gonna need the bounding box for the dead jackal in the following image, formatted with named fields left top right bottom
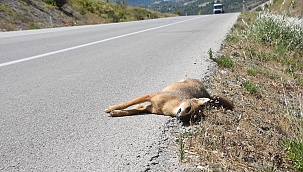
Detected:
left=105, top=78, right=234, bottom=122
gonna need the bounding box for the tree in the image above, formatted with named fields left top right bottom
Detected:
left=122, top=0, right=127, bottom=6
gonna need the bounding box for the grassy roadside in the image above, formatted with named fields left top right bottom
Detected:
left=180, top=10, right=303, bottom=172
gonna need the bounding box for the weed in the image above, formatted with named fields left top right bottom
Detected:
left=283, top=139, right=303, bottom=170
left=179, top=132, right=185, bottom=161
left=208, top=48, right=213, bottom=59
left=242, top=81, right=259, bottom=94
left=225, top=34, right=238, bottom=43
left=244, top=46, right=256, bottom=59
left=285, top=65, right=296, bottom=75
left=275, top=44, right=287, bottom=56
left=212, top=55, right=234, bottom=68
left=257, top=51, right=270, bottom=62
left=28, top=24, right=41, bottom=30
left=233, top=23, right=244, bottom=30
left=261, top=69, right=280, bottom=79
left=259, top=165, right=277, bottom=172
left=247, top=68, right=257, bottom=76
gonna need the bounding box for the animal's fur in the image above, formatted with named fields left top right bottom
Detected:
left=105, top=78, right=234, bottom=121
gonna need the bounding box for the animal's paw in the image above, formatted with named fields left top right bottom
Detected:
left=110, top=110, right=122, bottom=117
left=104, top=108, right=112, bottom=113
left=105, top=105, right=117, bottom=113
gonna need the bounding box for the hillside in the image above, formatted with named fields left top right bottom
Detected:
left=271, top=0, right=303, bottom=18
left=110, top=0, right=157, bottom=7
left=0, top=0, right=174, bottom=32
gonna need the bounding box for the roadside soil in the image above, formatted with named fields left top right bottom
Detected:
left=179, top=12, right=303, bottom=171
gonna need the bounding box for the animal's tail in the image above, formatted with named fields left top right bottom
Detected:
left=210, top=95, right=234, bottom=110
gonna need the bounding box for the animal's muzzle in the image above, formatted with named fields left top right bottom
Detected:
left=176, top=108, right=182, bottom=120
left=176, top=111, right=191, bottom=122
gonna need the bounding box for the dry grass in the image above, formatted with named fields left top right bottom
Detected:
left=180, top=11, right=303, bottom=171
left=271, top=0, right=303, bottom=18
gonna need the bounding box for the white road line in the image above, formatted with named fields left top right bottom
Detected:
left=0, top=16, right=202, bottom=68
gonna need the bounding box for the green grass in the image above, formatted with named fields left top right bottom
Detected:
left=257, top=51, right=270, bottom=62
left=283, top=139, right=303, bottom=170
left=179, top=132, right=185, bottom=161
left=208, top=48, right=234, bottom=68
left=208, top=48, right=213, bottom=59
left=225, top=34, right=238, bottom=43
left=212, top=55, right=234, bottom=68
left=242, top=81, right=259, bottom=94
left=247, top=68, right=257, bottom=76
left=28, top=24, right=41, bottom=30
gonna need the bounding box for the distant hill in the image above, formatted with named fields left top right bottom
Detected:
left=121, top=0, right=268, bottom=15
left=0, top=0, right=174, bottom=32
left=121, top=0, right=303, bottom=18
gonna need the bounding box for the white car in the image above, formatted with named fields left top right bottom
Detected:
left=213, top=4, right=224, bottom=14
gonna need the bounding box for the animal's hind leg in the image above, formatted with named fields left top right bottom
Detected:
left=105, top=94, right=154, bottom=113
left=110, top=104, right=152, bottom=117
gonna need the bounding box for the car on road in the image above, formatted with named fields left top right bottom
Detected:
left=213, top=4, right=224, bottom=14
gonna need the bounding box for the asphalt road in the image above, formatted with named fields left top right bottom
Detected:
left=0, top=13, right=239, bottom=171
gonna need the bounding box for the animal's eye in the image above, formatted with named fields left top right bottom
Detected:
left=185, top=107, right=191, bottom=113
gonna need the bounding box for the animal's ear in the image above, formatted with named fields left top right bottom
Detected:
left=192, top=98, right=210, bottom=106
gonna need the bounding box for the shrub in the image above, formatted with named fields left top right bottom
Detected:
left=43, top=0, right=66, bottom=7
left=244, top=12, right=303, bottom=51
left=56, top=0, right=67, bottom=7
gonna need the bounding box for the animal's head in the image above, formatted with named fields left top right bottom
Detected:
left=176, top=98, right=210, bottom=122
